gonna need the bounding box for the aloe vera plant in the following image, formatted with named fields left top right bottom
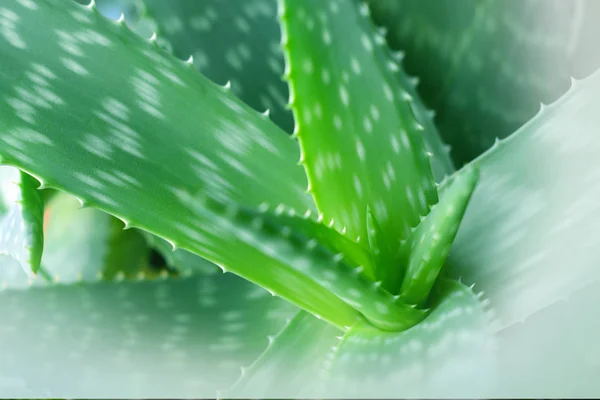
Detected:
left=0, top=0, right=599, bottom=397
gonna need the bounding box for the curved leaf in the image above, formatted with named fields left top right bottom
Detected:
left=446, top=70, right=600, bottom=329
left=398, top=166, right=478, bottom=301
left=0, top=1, right=369, bottom=328
left=0, top=272, right=297, bottom=397
left=225, top=310, right=342, bottom=398
left=327, top=280, right=496, bottom=398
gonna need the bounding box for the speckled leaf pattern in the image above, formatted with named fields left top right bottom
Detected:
left=398, top=167, right=478, bottom=303
left=0, top=166, right=44, bottom=276
left=281, top=0, right=439, bottom=281
left=173, top=194, right=426, bottom=332
left=0, top=272, right=297, bottom=397
left=41, top=192, right=151, bottom=283
left=0, top=1, right=361, bottom=328
left=142, top=0, right=294, bottom=132
left=328, top=280, right=496, bottom=398
left=226, top=310, right=342, bottom=398
left=446, top=70, right=600, bottom=329
left=367, top=0, right=600, bottom=164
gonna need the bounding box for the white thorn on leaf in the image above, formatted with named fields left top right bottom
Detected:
left=186, top=55, right=194, bottom=65
left=224, top=81, right=232, bottom=90
left=117, top=13, right=126, bottom=24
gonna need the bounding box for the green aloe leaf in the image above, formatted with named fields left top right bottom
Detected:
left=445, top=71, right=600, bottom=328
left=327, top=280, right=496, bottom=398
left=225, top=310, right=342, bottom=398
left=0, top=0, right=370, bottom=328
left=367, top=0, right=600, bottom=164
left=398, top=166, right=479, bottom=302
left=0, top=272, right=297, bottom=397
left=0, top=166, right=44, bottom=276
left=141, top=0, right=294, bottom=133
left=280, top=0, right=443, bottom=289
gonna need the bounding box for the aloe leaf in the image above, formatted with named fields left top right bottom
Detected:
left=225, top=310, right=342, bottom=398
left=0, top=272, right=297, bottom=397
left=445, top=71, right=600, bottom=328
left=367, top=0, right=600, bottom=164
left=327, top=280, right=496, bottom=398
left=175, top=195, right=426, bottom=332
left=41, top=192, right=150, bottom=282
left=398, top=167, right=479, bottom=302
left=497, top=279, right=600, bottom=396
left=0, top=1, right=370, bottom=328
left=0, top=166, right=44, bottom=276
left=280, top=0, right=439, bottom=287
left=258, top=202, right=377, bottom=280
left=141, top=0, right=294, bottom=133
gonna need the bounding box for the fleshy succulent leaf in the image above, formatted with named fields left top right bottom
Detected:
left=327, top=280, right=496, bottom=398
left=0, top=0, right=370, bottom=328
left=225, top=310, right=342, bottom=398
left=0, top=272, right=297, bottom=397
left=175, top=195, right=427, bottom=332
left=398, top=166, right=479, bottom=303
left=0, top=166, right=44, bottom=276
left=446, top=71, right=600, bottom=328
left=141, top=0, right=294, bottom=132
left=258, top=202, right=376, bottom=280
left=280, top=0, right=439, bottom=261
left=367, top=0, right=600, bottom=164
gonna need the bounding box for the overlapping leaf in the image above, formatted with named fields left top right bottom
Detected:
left=327, top=280, right=495, bottom=398
left=367, top=0, right=600, bottom=163
left=398, top=167, right=478, bottom=302
left=0, top=0, right=406, bottom=330
left=445, top=71, right=600, bottom=329
left=280, top=0, right=448, bottom=289
left=141, top=0, right=294, bottom=132
left=0, top=272, right=297, bottom=397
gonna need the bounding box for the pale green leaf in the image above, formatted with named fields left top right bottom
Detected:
left=446, top=70, right=600, bottom=328
left=0, top=272, right=297, bottom=397
left=327, top=280, right=496, bottom=398
left=225, top=310, right=342, bottom=398
left=496, top=279, right=600, bottom=396
left=367, top=0, right=600, bottom=164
